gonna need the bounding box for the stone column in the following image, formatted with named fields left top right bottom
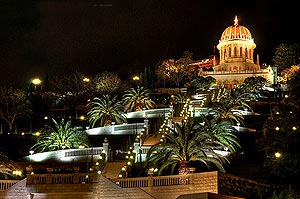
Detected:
left=102, top=137, right=109, bottom=161
left=144, top=119, right=149, bottom=135
left=133, top=138, right=140, bottom=163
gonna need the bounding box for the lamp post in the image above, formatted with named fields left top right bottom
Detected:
left=31, top=78, right=42, bottom=93
left=132, top=75, right=140, bottom=87
left=29, top=150, right=34, bottom=163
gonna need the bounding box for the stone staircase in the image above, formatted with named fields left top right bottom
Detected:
left=101, top=161, right=127, bottom=179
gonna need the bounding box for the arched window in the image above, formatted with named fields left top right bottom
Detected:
left=240, top=47, right=243, bottom=57
left=245, top=48, right=248, bottom=58
left=229, top=47, right=231, bottom=57
left=234, top=46, right=237, bottom=57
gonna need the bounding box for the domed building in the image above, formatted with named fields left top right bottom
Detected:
left=202, top=16, right=274, bottom=88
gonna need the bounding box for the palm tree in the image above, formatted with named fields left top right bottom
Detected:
left=194, top=115, right=240, bottom=152
left=212, top=102, right=245, bottom=125
left=243, top=76, right=268, bottom=99
left=87, top=95, right=127, bottom=127
left=122, top=86, right=156, bottom=112
left=222, top=87, right=252, bottom=111
left=146, top=121, right=229, bottom=176
left=212, top=87, right=252, bottom=125
left=31, top=118, right=90, bottom=153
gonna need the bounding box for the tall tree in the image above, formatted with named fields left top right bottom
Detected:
left=258, top=106, right=300, bottom=182
left=0, top=87, right=32, bottom=133
left=280, top=65, right=300, bottom=83
left=184, top=76, right=216, bottom=93
left=92, top=71, right=123, bottom=95
left=155, top=51, right=194, bottom=87
left=286, top=69, right=300, bottom=108
left=49, top=72, right=93, bottom=108
left=272, top=43, right=300, bottom=74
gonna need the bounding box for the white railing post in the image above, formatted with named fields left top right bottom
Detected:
left=102, top=137, right=109, bottom=161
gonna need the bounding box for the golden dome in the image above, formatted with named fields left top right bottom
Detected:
left=220, top=16, right=252, bottom=42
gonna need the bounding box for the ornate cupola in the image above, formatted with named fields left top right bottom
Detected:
left=215, top=16, right=258, bottom=70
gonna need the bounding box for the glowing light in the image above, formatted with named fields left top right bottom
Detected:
left=32, top=78, right=41, bottom=85
left=83, top=78, right=90, bottom=82
left=234, top=16, right=239, bottom=26
left=275, top=127, right=280, bottom=131
left=292, top=126, right=297, bottom=131
left=275, top=152, right=281, bottom=158
left=13, top=170, right=22, bottom=176
left=132, top=76, right=140, bottom=81
left=35, top=132, right=41, bottom=136
left=80, top=116, right=85, bottom=120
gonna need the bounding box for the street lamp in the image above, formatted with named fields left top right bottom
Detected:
left=132, top=75, right=140, bottom=86
left=29, top=78, right=42, bottom=95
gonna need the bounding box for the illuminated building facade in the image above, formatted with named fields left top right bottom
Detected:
left=201, top=16, right=274, bottom=88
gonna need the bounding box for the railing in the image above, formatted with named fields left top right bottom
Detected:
left=113, top=123, right=145, bottom=131
left=112, top=174, right=192, bottom=188
left=0, top=180, right=20, bottom=190
left=203, top=69, right=270, bottom=76
left=23, top=147, right=105, bottom=163
left=86, top=123, right=146, bottom=135
left=26, top=172, right=192, bottom=188
left=64, top=147, right=103, bottom=157
left=26, top=173, right=97, bottom=185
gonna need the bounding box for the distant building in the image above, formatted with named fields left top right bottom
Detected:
left=197, top=16, right=274, bottom=88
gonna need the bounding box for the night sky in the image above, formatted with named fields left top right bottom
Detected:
left=0, top=0, right=299, bottom=87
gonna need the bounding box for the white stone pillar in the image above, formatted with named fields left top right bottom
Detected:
left=102, top=137, right=109, bottom=161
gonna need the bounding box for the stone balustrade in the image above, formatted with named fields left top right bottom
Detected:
left=2, top=171, right=274, bottom=198
left=0, top=180, right=20, bottom=190
left=112, top=174, right=192, bottom=188
left=26, top=173, right=98, bottom=185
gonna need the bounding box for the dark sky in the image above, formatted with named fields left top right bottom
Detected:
left=0, top=0, right=299, bottom=87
